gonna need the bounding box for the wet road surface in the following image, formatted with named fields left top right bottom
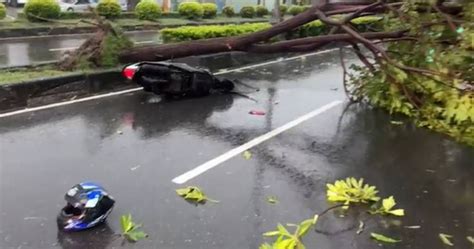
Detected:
left=0, top=50, right=473, bottom=249
left=0, top=31, right=161, bottom=68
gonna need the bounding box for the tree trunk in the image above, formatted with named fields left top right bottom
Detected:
left=119, top=4, right=390, bottom=63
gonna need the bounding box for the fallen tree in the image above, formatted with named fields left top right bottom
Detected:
left=59, top=0, right=473, bottom=145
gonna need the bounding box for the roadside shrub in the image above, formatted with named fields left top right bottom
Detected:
left=288, top=5, right=304, bottom=16
left=161, top=22, right=271, bottom=42
left=279, top=5, right=288, bottom=15
left=201, top=3, right=217, bottom=18
left=161, top=16, right=381, bottom=43
left=0, top=3, right=6, bottom=20
left=97, top=0, right=122, bottom=19
left=255, top=5, right=268, bottom=17
left=23, top=0, right=60, bottom=22
left=240, top=6, right=255, bottom=18
left=178, top=2, right=203, bottom=19
left=222, top=6, right=234, bottom=17
left=135, top=0, right=161, bottom=21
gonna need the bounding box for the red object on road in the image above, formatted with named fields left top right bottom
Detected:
left=249, top=110, right=266, bottom=116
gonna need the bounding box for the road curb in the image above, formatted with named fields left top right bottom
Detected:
left=0, top=68, right=131, bottom=113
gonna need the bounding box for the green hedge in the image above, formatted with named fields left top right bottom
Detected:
left=279, top=5, right=288, bottom=16
left=255, top=5, right=269, bottom=17
left=24, top=0, right=61, bottom=22
left=135, top=0, right=161, bottom=21
left=178, top=2, right=203, bottom=19
left=161, top=16, right=382, bottom=43
left=97, top=0, right=122, bottom=19
left=240, top=6, right=255, bottom=18
left=0, top=3, right=6, bottom=20
left=202, top=3, right=217, bottom=18
left=222, top=6, right=234, bottom=17
left=161, top=22, right=271, bottom=42
left=287, top=16, right=382, bottom=38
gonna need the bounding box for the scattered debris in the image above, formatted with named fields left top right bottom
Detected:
left=370, top=196, right=405, bottom=216
left=130, top=165, right=141, bottom=171
left=356, top=221, right=365, bottom=234
left=467, top=236, right=474, bottom=245
left=390, top=120, right=404, bottom=125
left=23, top=217, right=47, bottom=221
left=330, top=87, right=338, bottom=91
left=176, top=186, right=219, bottom=204
left=425, top=169, right=436, bottom=173
left=439, top=233, right=454, bottom=246
left=117, top=130, right=123, bottom=135
left=266, top=196, right=279, bottom=204
left=404, top=225, right=421, bottom=229
left=447, top=179, right=457, bottom=183
left=249, top=110, right=266, bottom=116
left=370, top=233, right=401, bottom=243
left=243, top=151, right=252, bottom=160
left=326, top=177, right=380, bottom=209
left=120, top=214, right=147, bottom=242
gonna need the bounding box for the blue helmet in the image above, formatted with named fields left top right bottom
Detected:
left=57, top=182, right=115, bottom=231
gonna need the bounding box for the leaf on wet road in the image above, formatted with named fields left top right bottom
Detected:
left=243, top=150, right=252, bottom=160
left=390, top=120, right=404, bottom=125
left=439, top=233, right=454, bottom=246
left=404, top=225, right=421, bottom=229
left=370, top=233, right=401, bottom=243
left=120, top=214, right=147, bottom=242
left=371, top=196, right=405, bottom=216
left=467, top=236, right=474, bottom=244
left=176, top=186, right=219, bottom=204
left=266, top=196, right=279, bottom=204
left=356, top=221, right=365, bottom=234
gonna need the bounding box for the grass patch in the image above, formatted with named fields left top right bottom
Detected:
left=0, top=67, right=72, bottom=85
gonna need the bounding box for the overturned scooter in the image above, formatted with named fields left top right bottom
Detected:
left=122, top=62, right=235, bottom=97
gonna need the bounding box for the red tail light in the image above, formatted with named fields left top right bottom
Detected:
left=122, top=64, right=138, bottom=80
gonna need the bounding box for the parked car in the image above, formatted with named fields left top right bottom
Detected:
left=59, top=0, right=98, bottom=12
left=59, top=0, right=127, bottom=12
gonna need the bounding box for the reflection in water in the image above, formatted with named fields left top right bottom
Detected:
left=130, top=94, right=234, bottom=139
left=57, top=224, right=117, bottom=249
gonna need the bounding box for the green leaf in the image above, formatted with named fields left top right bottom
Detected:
left=277, top=224, right=291, bottom=236
left=467, top=236, right=474, bottom=244
left=263, top=230, right=280, bottom=237
left=297, top=219, right=314, bottom=237
left=326, top=177, right=380, bottom=207
left=382, top=196, right=396, bottom=210
left=259, top=243, right=273, bottom=249
left=370, top=233, right=401, bottom=243
left=439, top=233, right=454, bottom=246
left=243, top=150, right=252, bottom=160
left=120, top=214, right=133, bottom=233
left=120, top=214, right=147, bottom=242
left=176, top=186, right=218, bottom=204
left=126, top=230, right=148, bottom=242
left=388, top=209, right=405, bottom=216
left=275, top=239, right=296, bottom=249
left=267, top=196, right=279, bottom=204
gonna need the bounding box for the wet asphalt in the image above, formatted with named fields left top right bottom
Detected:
left=0, top=31, right=161, bottom=68
left=0, top=49, right=473, bottom=249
